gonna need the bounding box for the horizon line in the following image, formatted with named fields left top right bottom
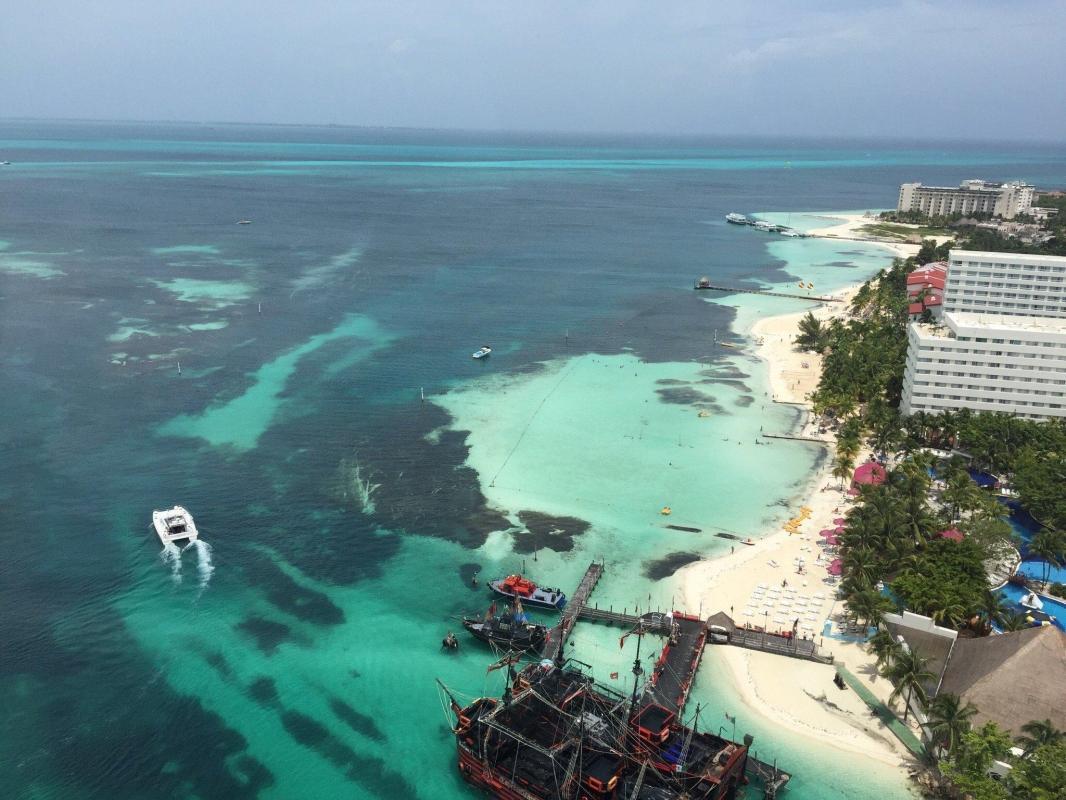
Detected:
left=2, top=115, right=1066, bottom=147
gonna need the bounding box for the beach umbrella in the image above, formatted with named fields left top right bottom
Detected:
left=819, top=529, right=836, bottom=538
left=833, top=517, right=845, bottom=526
left=833, top=526, right=845, bottom=535
left=828, top=558, right=843, bottom=575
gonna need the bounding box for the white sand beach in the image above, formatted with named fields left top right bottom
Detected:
left=676, top=283, right=920, bottom=772
left=806, top=212, right=920, bottom=259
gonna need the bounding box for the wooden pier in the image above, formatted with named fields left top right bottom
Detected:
left=540, top=561, right=604, bottom=661
left=694, top=283, right=840, bottom=303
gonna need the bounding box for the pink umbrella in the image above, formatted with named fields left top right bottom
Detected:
left=823, top=533, right=840, bottom=546
left=828, top=558, right=843, bottom=576
left=833, top=526, right=845, bottom=535
left=833, top=517, right=845, bottom=525
left=819, top=529, right=836, bottom=537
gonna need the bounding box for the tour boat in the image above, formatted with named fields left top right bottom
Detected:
left=472, top=345, right=492, bottom=359
left=489, top=574, right=566, bottom=610
left=462, top=611, right=548, bottom=652
left=152, top=506, right=199, bottom=546
left=725, top=212, right=750, bottom=225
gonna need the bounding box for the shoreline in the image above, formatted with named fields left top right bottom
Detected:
left=804, top=211, right=920, bottom=260
left=677, top=275, right=920, bottom=773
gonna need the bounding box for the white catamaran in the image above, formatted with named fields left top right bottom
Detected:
left=152, top=506, right=199, bottom=546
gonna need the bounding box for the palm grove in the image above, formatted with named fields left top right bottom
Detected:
left=794, top=245, right=1066, bottom=798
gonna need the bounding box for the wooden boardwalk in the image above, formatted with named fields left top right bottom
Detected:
left=726, top=622, right=834, bottom=664
left=540, top=561, right=604, bottom=661
left=694, top=283, right=840, bottom=302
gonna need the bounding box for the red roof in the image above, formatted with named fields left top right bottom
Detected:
left=938, top=528, right=964, bottom=542
left=852, top=462, right=887, bottom=486
left=907, top=274, right=946, bottom=288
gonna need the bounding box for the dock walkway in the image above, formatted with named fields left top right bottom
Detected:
left=694, top=283, right=840, bottom=303
left=727, top=622, right=835, bottom=664
left=541, top=561, right=603, bottom=661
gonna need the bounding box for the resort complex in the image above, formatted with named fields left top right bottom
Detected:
left=901, top=251, right=1066, bottom=420
left=897, top=180, right=1035, bottom=219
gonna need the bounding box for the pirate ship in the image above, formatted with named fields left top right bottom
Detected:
left=439, top=654, right=750, bottom=800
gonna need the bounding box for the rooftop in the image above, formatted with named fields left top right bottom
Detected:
left=938, top=625, right=1066, bottom=734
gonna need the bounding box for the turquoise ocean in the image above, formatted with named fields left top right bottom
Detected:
left=2, top=122, right=1065, bottom=800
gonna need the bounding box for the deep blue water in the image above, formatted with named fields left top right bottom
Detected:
left=2, top=122, right=1065, bottom=800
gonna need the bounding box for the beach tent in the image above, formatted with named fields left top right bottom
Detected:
left=851, top=461, right=887, bottom=488
left=938, top=528, right=964, bottom=542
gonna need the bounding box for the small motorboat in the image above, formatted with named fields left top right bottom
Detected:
left=462, top=606, right=548, bottom=652
left=660, top=506, right=672, bottom=516
left=489, top=574, right=566, bottom=610
left=152, top=505, right=198, bottom=546
left=236, top=219, right=252, bottom=225
left=472, top=345, right=492, bottom=360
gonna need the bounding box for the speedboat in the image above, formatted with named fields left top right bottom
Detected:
left=472, top=345, right=492, bottom=359
left=236, top=219, right=252, bottom=225
left=462, top=609, right=548, bottom=652
left=725, top=213, right=750, bottom=225
left=152, top=506, right=198, bottom=546
left=489, top=574, right=566, bottom=610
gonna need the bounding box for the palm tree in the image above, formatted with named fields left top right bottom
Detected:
left=926, top=693, right=978, bottom=754
left=884, top=648, right=935, bottom=722
left=976, top=590, right=1008, bottom=635
left=1016, top=719, right=1064, bottom=755
left=931, top=601, right=968, bottom=629
left=846, top=588, right=894, bottom=631
left=999, top=609, right=1031, bottom=632
left=868, top=629, right=902, bottom=670
left=832, top=456, right=852, bottom=490
left=1029, top=530, right=1065, bottom=587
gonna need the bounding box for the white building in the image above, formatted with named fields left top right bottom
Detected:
left=900, top=312, right=1066, bottom=420
left=897, top=180, right=1034, bottom=219
left=943, top=251, right=1066, bottom=319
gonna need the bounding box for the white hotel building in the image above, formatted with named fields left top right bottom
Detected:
left=897, top=180, right=1034, bottom=219
left=900, top=251, right=1066, bottom=421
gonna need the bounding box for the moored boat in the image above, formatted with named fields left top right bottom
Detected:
left=462, top=606, right=548, bottom=652
left=489, top=574, right=566, bottom=610
left=725, top=212, right=750, bottom=225
left=472, top=345, right=492, bottom=359
left=152, top=505, right=198, bottom=546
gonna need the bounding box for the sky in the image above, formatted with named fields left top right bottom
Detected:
left=2, top=0, right=1066, bottom=140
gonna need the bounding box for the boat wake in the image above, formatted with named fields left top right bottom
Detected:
left=346, top=459, right=381, bottom=515
left=160, top=542, right=182, bottom=584
left=183, top=539, right=214, bottom=590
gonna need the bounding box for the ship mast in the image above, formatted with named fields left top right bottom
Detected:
left=628, top=622, right=645, bottom=719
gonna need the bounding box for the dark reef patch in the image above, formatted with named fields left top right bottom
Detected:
left=656, top=387, right=716, bottom=406
left=236, top=616, right=293, bottom=655
left=735, top=395, right=755, bottom=407
left=329, top=696, right=386, bottom=742
left=643, top=551, right=702, bottom=580
left=242, top=552, right=345, bottom=626
left=363, top=404, right=511, bottom=548
left=280, top=709, right=416, bottom=797
left=700, top=377, right=751, bottom=392
left=203, top=650, right=233, bottom=679
left=655, top=378, right=690, bottom=386
left=512, top=510, right=591, bottom=554
left=248, top=676, right=279, bottom=706
left=819, top=260, right=857, bottom=268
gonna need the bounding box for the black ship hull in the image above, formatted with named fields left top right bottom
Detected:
left=462, top=617, right=547, bottom=652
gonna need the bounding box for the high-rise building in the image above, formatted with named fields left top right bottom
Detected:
left=900, top=313, right=1066, bottom=420
left=900, top=251, right=1066, bottom=421
left=897, top=180, right=1034, bottom=219
left=943, top=251, right=1066, bottom=319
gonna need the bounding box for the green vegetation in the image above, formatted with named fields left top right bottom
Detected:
left=891, top=538, right=990, bottom=626
left=859, top=221, right=955, bottom=241
left=936, top=722, right=1066, bottom=800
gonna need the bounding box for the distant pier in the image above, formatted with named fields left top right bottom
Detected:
left=694, top=283, right=841, bottom=303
